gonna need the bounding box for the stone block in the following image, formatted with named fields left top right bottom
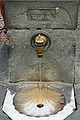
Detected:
left=5, top=0, right=79, bottom=29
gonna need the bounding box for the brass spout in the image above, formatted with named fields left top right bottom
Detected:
left=31, top=32, right=51, bottom=58
left=35, top=34, right=47, bottom=58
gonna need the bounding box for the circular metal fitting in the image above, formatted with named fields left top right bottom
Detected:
left=31, top=31, right=51, bottom=50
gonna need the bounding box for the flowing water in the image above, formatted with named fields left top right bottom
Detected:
left=39, top=60, right=42, bottom=82
left=38, top=59, right=44, bottom=88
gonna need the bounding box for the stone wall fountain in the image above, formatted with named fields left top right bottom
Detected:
left=1, top=0, right=79, bottom=120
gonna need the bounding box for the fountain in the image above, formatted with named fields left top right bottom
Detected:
left=1, top=0, right=79, bottom=120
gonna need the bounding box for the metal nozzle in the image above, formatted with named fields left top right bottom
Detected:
left=31, top=32, right=51, bottom=58
left=35, top=34, right=47, bottom=58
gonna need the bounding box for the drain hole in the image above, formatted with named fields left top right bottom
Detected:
left=37, top=104, right=44, bottom=108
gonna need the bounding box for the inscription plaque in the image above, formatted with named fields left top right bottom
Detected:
left=27, top=9, right=57, bottom=21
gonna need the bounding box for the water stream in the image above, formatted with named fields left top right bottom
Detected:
left=39, top=60, right=42, bottom=82
left=38, top=58, right=44, bottom=88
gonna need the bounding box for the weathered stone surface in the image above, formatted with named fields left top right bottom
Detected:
left=5, top=0, right=79, bottom=29
left=75, top=30, right=80, bottom=84
left=75, top=5, right=80, bottom=84
left=65, top=106, right=80, bottom=120
left=8, top=29, right=75, bottom=83
left=0, top=43, right=9, bottom=83
left=75, top=84, right=80, bottom=105
left=65, top=84, right=80, bottom=120
left=0, top=85, right=11, bottom=120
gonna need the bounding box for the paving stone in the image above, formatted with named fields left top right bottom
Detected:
left=65, top=105, right=80, bottom=120
left=0, top=85, right=11, bottom=120
left=75, top=84, right=80, bottom=105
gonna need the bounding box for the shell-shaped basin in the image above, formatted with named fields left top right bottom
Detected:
left=13, top=85, right=66, bottom=117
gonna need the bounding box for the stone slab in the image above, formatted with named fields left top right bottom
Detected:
left=0, top=85, right=11, bottom=120
left=8, top=29, right=75, bottom=83
left=5, top=0, right=79, bottom=29
left=65, top=106, right=80, bottom=120
left=75, top=30, right=80, bottom=84
left=0, top=43, right=9, bottom=83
